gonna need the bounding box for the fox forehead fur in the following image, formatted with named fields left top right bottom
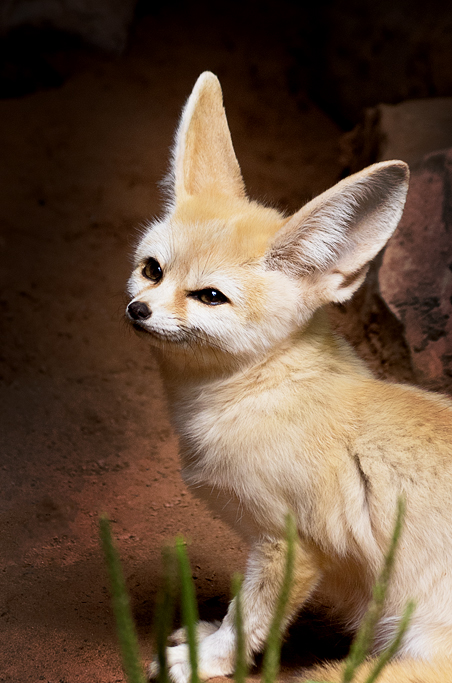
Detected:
left=126, top=72, right=452, bottom=683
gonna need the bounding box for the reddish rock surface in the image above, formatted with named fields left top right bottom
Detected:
left=340, top=98, right=452, bottom=174
left=379, top=149, right=452, bottom=391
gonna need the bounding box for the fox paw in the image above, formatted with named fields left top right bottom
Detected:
left=149, top=626, right=235, bottom=683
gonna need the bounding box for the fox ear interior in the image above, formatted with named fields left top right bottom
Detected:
left=171, top=71, right=246, bottom=200
left=265, top=161, right=410, bottom=303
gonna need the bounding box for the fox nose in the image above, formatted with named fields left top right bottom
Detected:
left=127, top=301, right=152, bottom=321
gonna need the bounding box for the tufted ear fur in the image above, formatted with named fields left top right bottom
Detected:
left=265, top=161, right=409, bottom=303
left=171, top=71, right=246, bottom=201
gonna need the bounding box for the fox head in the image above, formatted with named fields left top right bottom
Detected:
left=127, top=72, right=409, bottom=369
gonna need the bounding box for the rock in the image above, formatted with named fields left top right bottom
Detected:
left=341, top=98, right=452, bottom=173
left=377, top=100, right=452, bottom=167
left=378, top=149, right=452, bottom=391
left=334, top=101, right=452, bottom=392
left=330, top=148, right=452, bottom=393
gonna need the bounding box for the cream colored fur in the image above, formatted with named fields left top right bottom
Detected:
left=127, top=72, right=452, bottom=683
left=302, top=658, right=452, bottom=683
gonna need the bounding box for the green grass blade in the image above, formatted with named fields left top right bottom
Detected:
left=99, top=515, right=146, bottom=683
left=232, top=574, right=247, bottom=683
left=154, top=547, right=178, bottom=683
left=363, top=600, right=415, bottom=683
left=175, top=537, right=200, bottom=683
left=371, top=498, right=405, bottom=607
left=261, top=513, right=297, bottom=683
left=341, top=497, right=406, bottom=683
left=341, top=599, right=379, bottom=682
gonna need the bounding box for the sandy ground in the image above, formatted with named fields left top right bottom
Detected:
left=0, top=7, right=356, bottom=682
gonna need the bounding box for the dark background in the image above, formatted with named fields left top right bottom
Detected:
left=3, top=0, right=452, bottom=123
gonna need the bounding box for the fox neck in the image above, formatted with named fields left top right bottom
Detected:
left=154, top=308, right=369, bottom=404
left=153, top=341, right=244, bottom=387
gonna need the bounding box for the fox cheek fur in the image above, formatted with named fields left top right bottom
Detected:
left=126, top=71, right=452, bottom=683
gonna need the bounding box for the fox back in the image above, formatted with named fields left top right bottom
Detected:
left=127, top=73, right=452, bottom=682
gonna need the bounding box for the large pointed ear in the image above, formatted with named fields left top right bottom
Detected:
left=265, top=161, right=409, bottom=303
left=171, top=71, right=246, bottom=200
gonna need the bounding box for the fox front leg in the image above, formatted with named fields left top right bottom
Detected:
left=150, top=538, right=322, bottom=683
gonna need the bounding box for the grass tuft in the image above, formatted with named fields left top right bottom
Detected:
left=153, top=546, right=178, bottom=683
left=99, top=515, right=146, bottom=683
left=340, top=497, right=408, bottom=683
left=232, top=573, right=247, bottom=683
left=175, top=537, right=200, bottom=683
left=261, top=513, right=297, bottom=683
left=361, top=599, right=415, bottom=683
left=100, top=497, right=412, bottom=683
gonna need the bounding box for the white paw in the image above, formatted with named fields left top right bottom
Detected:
left=149, top=627, right=236, bottom=683
left=149, top=644, right=192, bottom=683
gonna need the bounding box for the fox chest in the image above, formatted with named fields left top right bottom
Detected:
left=171, top=387, right=321, bottom=540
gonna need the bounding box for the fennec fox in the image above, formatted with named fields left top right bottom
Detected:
left=126, top=72, right=452, bottom=682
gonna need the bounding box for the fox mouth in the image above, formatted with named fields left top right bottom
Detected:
left=129, top=319, right=184, bottom=345
left=128, top=315, right=230, bottom=354
left=131, top=321, right=169, bottom=341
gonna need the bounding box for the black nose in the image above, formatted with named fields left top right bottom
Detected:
left=127, top=301, right=151, bottom=321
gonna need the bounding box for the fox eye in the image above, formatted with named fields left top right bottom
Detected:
left=190, top=289, right=230, bottom=305
left=142, top=257, right=163, bottom=283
